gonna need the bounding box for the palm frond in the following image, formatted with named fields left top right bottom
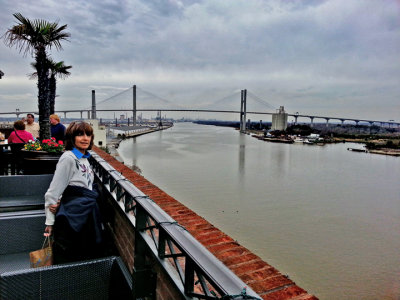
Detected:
left=28, top=61, right=38, bottom=79
left=2, top=13, right=70, bottom=55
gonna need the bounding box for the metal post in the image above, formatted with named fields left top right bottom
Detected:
left=240, top=90, right=245, bottom=132
left=133, top=85, right=137, bottom=127
left=158, top=111, right=162, bottom=128
left=184, top=258, right=195, bottom=295
left=133, top=205, right=157, bottom=299
left=243, top=89, right=247, bottom=132
left=91, top=90, right=96, bottom=119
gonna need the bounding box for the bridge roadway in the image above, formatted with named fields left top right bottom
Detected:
left=1, top=108, right=399, bottom=127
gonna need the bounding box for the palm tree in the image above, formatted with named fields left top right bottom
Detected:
left=31, top=59, right=72, bottom=115
left=49, top=60, right=72, bottom=115
left=2, top=13, right=70, bottom=140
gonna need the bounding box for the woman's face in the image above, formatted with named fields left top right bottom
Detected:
left=74, top=132, right=91, bottom=153
left=50, top=117, right=58, bottom=125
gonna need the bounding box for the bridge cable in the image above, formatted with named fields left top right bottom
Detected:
left=136, top=87, right=186, bottom=109
left=84, top=87, right=133, bottom=109
left=246, top=91, right=276, bottom=110
left=197, top=90, right=242, bottom=109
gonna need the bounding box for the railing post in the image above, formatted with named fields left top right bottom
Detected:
left=158, top=227, right=166, bottom=258
left=184, top=257, right=195, bottom=296
left=133, top=205, right=157, bottom=299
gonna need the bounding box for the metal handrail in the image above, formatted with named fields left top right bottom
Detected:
left=89, top=151, right=261, bottom=300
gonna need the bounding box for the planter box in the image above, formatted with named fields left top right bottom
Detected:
left=21, top=150, right=62, bottom=175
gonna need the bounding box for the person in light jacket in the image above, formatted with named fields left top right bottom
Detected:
left=44, top=121, right=104, bottom=264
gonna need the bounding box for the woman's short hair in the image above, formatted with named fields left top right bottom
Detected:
left=14, top=120, right=25, bottom=130
left=50, top=114, right=60, bottom=123
left=64, top=121, right=94, bottom=151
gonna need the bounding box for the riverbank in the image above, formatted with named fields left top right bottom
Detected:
left=247, top=129, right=400, bottom=156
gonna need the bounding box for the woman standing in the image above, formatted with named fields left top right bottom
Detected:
left=44, top=121, right=104, bottom=264
left=50, top=114, right=66, bottom=142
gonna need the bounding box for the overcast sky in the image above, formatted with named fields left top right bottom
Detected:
left=0, top=0, right=399, bottom=121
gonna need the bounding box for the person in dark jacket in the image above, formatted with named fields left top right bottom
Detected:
left=50, top=114, right=66, bottom=143
left=44, top=121, right=104, bottom=264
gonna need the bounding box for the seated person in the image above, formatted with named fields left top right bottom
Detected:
left=8, top=120, right=34, bottom=143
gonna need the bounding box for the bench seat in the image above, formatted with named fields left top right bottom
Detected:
left=0, top=256, right=133, bottom=300
left=0, top=195, right=45, bottom=212
left=0, top=252, right=29, bottom=273
left=0, top=174, right=52, bottom=212
left=0, top=210, right=133, bottom=299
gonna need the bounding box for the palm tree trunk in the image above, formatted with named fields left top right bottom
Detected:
left=36, top=46, right=51, bottom=140
left=49, top=75, right=56, bottom=115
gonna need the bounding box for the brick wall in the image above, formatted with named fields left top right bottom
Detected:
left=92, top=146, right=317, bottom=300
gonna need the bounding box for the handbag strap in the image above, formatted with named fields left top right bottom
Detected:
left=42, top=236, right=53, bottom=248
left=14, top=130, right=26, bottom=143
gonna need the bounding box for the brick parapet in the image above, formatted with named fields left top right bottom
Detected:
left=92, top=146, right=317, bottom=299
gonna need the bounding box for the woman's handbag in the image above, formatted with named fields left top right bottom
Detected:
left=29, top=236, right=53, bottom=268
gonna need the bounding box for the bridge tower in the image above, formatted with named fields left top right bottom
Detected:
left=240, top=89, right=247, bottom=133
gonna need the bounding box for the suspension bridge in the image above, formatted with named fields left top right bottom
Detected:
left=1, top=85, right=399, bottom=128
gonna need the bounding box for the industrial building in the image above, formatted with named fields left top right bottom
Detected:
left=271, top=106, right=288, bottom=131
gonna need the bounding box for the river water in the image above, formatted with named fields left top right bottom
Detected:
left=117, top=122, right=400, bottom=300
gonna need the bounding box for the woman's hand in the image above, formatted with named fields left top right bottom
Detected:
left=49, top=200, right=60, bottom=214
left=44, top=225, right=53, bottom=237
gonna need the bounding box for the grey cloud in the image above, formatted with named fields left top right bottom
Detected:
left=144, top=0, right=185, bottom=17
left=0, top=0, right=399, bottom=120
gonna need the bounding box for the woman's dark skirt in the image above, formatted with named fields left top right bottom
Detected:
left=53, top=213, right=104, bottom=264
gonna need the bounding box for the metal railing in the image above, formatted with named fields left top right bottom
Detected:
left=89, top=151, right=261, bottom=300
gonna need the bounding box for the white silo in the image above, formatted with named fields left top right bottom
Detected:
left=271, top=106, right=288, bottom=131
